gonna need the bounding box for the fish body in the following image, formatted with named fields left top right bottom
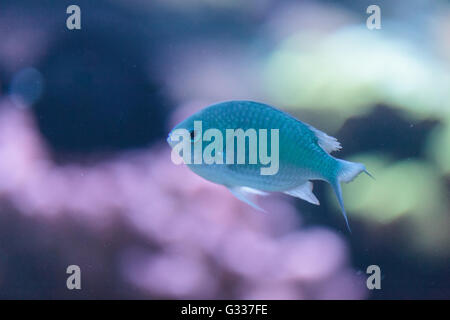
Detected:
left=168, top=100, right=369, bottom=231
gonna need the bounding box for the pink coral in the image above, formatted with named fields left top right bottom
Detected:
left=0, top=98, right=367, bottom=299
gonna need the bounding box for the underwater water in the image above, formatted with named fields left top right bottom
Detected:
left=0, top=0, right=449, bottom=300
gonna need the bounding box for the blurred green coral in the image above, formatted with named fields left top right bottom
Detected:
left=328, top=153, right=450, bottom=257
left=336, top=154, right=444, bottom=221
left=264, top=27, right=450, bottom=122
left=263, top=23, right=450, bottom=258
left=427, top=115, right=450, bottom=175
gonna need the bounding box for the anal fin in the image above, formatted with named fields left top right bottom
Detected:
left=283, top=181, right=319, bottom=205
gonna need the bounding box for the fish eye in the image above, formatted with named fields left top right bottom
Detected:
left=189, top=130, right=201, bottom=143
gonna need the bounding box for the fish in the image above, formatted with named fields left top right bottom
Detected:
left=167, top=100, right=371, bottom=232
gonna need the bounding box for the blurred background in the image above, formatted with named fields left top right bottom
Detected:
left=0, top=0, right=449, bottom=299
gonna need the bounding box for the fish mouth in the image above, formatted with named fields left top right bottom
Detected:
left=166, top=132, right=177, bottom=148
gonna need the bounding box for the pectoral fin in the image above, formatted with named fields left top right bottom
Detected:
left=228, top=186, right=267, bottom=212
left=283, top=181, right=320, bottom=205
left=239, top=187, right=269, bottom=196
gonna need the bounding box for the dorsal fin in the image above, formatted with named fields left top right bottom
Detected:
left=308, top=125, right=341, bottom=154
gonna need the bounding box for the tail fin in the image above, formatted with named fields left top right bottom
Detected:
left=336, top=159, right=367, bottom=183
left=331, top=180, right=352, bottom=233
left=330, top=159, right=370, bottom=233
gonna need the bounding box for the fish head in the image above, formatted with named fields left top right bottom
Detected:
left=167, top=109, right=208, bottom=149
left=167, top=106, right=231, bottom=185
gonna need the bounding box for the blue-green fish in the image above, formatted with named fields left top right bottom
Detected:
left=167, top=100, right=370, bottom=231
